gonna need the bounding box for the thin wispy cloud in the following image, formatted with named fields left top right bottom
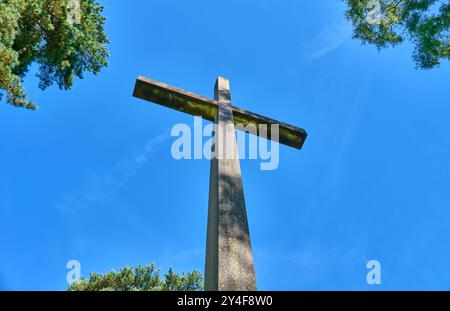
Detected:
left=306, top=21, right=351, bottom=60
left=57, top=132, right=169, bottom=215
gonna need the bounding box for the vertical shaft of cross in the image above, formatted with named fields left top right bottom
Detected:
left=204, top=77, right=257, bottom=291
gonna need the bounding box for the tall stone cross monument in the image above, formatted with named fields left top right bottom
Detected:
left=133, top=76, right=307, bottom=291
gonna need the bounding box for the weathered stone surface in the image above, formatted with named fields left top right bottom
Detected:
left=133, top=76, right=307, bottom=149
left=132, top=75, right=308, bottom=291
left=204, top=77, right=257, bottom=291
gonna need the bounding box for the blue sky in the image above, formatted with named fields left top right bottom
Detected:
left=1, top=0, right=450, bottom=290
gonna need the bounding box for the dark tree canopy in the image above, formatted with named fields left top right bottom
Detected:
left=68, top=263, right=203, bottom=291
left=0, top=0, right=109, bottom=109
left=344, top=0, right=450, bottom=69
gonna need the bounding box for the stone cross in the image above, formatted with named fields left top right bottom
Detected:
left=133, top=76, right=307, bottom=290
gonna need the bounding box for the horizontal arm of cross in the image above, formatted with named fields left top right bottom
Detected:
left=133, top=76, right=307, bottom=149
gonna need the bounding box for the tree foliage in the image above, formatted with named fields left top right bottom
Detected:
left=344, top=0, right=450, bottom=69
left=68, top=263, right=203, bottom=291
left=0, top=0, right=109, bottom=109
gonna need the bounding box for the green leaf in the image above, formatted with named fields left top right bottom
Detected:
left=0, top=0, right=109, bottom=109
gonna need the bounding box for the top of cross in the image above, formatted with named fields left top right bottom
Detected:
left=133, top=76, right=307, bottom=149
